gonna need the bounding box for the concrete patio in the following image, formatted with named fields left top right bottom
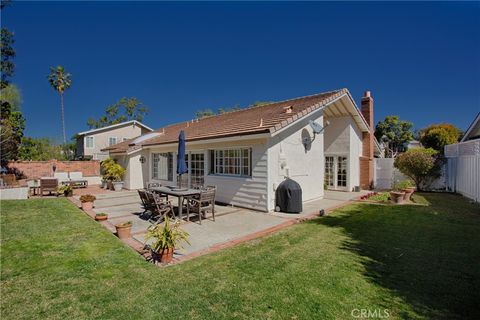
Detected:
left=79, top=189, right=367, bottom=259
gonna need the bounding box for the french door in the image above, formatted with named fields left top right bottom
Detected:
left=324, top=156, right=348, bottom=190
left=178, top=152, right=205, bottom=188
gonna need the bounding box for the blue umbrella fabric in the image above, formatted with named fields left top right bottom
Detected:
left=177, top=130, right=188, bottom=177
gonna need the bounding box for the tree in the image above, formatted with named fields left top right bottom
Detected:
left=0, top=83, right=22, bottom=111
left=419, top=123, right=461, bottom=153
left=48, top=66, right=72, bottom=144
left=1, top=100, right=26, bottom=165
left=394, top=147, right=441, bottom=191
left=0, top=28, right=15, bottom=89
left=374, top=116, right=414, bottom=158
left=87, top=97, right=148, bottom=129
left=17, top=137, right=67, bottom=161
left=194, top=101, right=273, bottom=119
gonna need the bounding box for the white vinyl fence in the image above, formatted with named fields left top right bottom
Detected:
left=374, top=158, right=446, bottom=191
left=445, top=140, right=480, bottom=202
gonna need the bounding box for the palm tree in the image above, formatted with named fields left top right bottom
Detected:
left=48, top=66, right=72, bottom=144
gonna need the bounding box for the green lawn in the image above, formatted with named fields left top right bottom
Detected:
left=1, top=193, right=479, bottom=319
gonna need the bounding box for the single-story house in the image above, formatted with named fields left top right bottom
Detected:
left=460, top=112, right=480, bottom=142
left=76, top=120, right=153, bottom=160
left=103, top=88, right=382, bottom=212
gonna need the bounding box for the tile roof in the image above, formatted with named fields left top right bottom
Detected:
left=103, top=89, right=348, bottom=154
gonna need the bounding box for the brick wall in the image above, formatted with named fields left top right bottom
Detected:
left=7, top=160, right=100, bottom=179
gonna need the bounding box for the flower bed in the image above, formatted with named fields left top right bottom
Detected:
left=358, top=192, right=390, bottom=203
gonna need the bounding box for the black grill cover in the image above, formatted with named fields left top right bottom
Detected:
left=276, top=178, right=303, bottom=213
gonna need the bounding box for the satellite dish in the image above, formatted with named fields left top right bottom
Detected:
left=309, top=120, right=324, bottom=134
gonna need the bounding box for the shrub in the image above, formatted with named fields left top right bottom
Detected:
left=145, top=218, right=190, bottom=252
left=393, top=179, right=414, bottom=191
left=79, top=194, right=96, bottom=203
left=394, top=148, right=441, bottom=191
left=101, top=158, right=125, bottom=182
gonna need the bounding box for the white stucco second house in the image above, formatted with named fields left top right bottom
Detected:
left=76, top=120, right=153, bottom=160
left=103, top=89, right=382, bottom=212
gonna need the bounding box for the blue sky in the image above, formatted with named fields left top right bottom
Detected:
left=3, top=1, right=479, bottom=141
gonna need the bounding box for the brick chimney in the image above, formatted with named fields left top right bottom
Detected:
left=360, top=90, right=374, bottom=189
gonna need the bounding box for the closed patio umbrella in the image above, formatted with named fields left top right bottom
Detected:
left=177, top=130, right=188, bottom=188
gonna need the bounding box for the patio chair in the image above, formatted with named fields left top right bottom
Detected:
left=150, top=192, right=174, bottom=223
left=138, top=189, right=155, bottom=216
left=2, top=174, right=17, bottom=186
left=54, top=172, right=70, bottom=185
left=69, top=172, right=88, bottom=188
left=40, top=178, right=59, bottom=196
left=147, top=182, right=161, bottom=188
left=186, top=186, right=216, bottom=224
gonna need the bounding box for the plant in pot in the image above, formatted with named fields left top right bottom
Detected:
left=115, top=221, right=133, bottom=239
left=390, top=182, right=406, bottom=204
left=396, top=179, right=415, bottom=201
left=100, top=176, right=107, bottom=189
left=79, top=194, right=96, bottom=211
left=57, top=184, right=73, bottom=197
left=109, top=163, right=126, bottom=191
left=101, top=158, right=116, bottom=190
left=95, top=212, right=108, bottom=221
left=145, top=218, right=190, bottom=264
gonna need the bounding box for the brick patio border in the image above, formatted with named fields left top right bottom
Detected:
left=67, top=196, right=355, bottom=266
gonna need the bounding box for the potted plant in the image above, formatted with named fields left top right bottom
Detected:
left=390, top=182, right=406, bottom=204
left=109, top=163, right=126, bottom=191
left=396, top=179, right=415, bottom=201
left=79, top=194, right=96, bottom=211
left=57, top=184, right=73, bottom=197
left=95, top=212, right=108, bottom=221
left=101, top=158, right=116, bottom=190
left=145, top=218, right=190, bottom=264
left=115, top=221, right=133, bottom=239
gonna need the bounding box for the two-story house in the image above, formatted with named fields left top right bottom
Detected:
left=76, top=120, right=153, bottom=160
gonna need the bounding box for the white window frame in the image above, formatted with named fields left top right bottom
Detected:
left=85, top=136, right=94, bottom=149
left=151, top=152, right=173, bottom=181
left=324, top=154, right=348, bottom=190
left=210, top=148, right=251, bottom=177
left=108, top=137, right=117, bottom=146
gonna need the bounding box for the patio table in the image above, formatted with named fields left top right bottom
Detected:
left=149, top=186, right=200, bottom=220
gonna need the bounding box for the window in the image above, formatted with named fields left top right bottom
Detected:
left=325, top=156, right=334, bottom=187
left=123, top=137, right=129, bottom=142
left=85, top=136, right=94, bottom=149
left=190, top=152, right=205, bottom=187
left=210, top=148, right=251, bottom=176
left=152, top=153, right=173, bottom=181
left=108, top=137, right=117, bottom=146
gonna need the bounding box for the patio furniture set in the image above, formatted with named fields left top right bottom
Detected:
left=29, top=172, right=89, bottom=196
left=138, top=183, right=217, bottom=225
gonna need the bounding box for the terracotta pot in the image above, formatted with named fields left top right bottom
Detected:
left=95, top=215, right=108, bottom=221
left=159, top=247, right=174, bottom=264
left=402, top=188, right=415, bottom=201
left=81, top=202, right=93, bottom=211
left=115, top=224, right=132, bottom=239
left=64, top=190, right=73, bottom=197
left=390, top=191, right=406, bottom=204
left=107, top=180, right=113, bottom=190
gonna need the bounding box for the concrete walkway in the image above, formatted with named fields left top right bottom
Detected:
left=79, top=189, right=366, bottom=260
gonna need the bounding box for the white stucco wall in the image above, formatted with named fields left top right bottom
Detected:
left=323, top=116, right=363, bottom=191
left=80, top=124, right=150, bottom=160
left=267, top=110, right=325, bottom=211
